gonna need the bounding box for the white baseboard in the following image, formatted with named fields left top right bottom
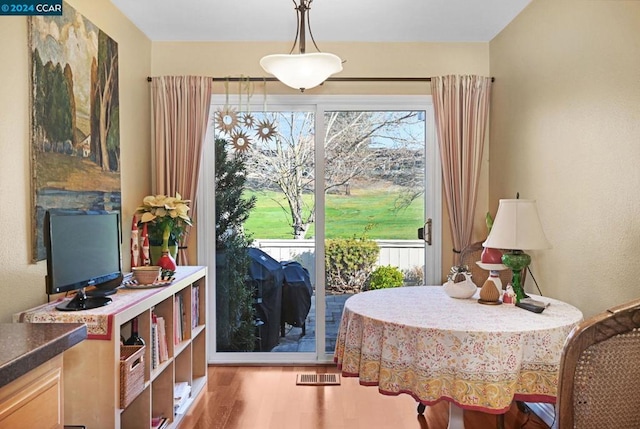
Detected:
left=525, top=402, right=557, bottom=429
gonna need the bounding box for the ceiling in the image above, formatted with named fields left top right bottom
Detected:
left=110, top=0, right=532, bottom=43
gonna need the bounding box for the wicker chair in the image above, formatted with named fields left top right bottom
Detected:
left=556, top=298, right=640, bottom=429
left=458, top=241, right=512, bottom=289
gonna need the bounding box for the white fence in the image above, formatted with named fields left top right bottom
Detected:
left=253, top=239, right=425, bottom=284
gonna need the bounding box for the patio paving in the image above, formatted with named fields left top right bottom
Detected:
left=271, top=293, right=351, bottom=353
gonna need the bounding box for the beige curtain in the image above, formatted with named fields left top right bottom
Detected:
left=151, top=76, right=212, bottom=265
left=431, top=75, right=492, bottom=265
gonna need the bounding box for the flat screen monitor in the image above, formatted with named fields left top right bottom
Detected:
left=45, top=209, right=123, bottom=311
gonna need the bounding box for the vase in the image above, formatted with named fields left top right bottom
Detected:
left=157, top=250, right=177, bottom=271
left=149, top=244, right=178, bottom=265
left=149, top=224, right=179, bottom=269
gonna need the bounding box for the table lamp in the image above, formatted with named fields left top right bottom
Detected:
left=482, top=199, right=551, bottom=302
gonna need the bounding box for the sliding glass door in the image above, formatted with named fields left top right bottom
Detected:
left=199, top=95, right=441, bottom=364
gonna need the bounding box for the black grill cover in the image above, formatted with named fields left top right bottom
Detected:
left=280, top=261, right=312, bottom=328
left=247, top=248, right=284, bottom=351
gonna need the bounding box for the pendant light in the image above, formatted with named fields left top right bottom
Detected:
left=260, top=0, right=343, bottom=92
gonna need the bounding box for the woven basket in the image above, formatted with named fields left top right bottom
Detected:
left=120, top=345, right=145, bottom=408
left=132, top=266, right=161, bottom=284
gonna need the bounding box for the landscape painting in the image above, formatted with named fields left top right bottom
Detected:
left=29, top=1, right=120, bottom=262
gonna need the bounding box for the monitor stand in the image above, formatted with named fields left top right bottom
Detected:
left=86, top=287, right=118, bottom=297
left=56, top=288, right=112, bottom=311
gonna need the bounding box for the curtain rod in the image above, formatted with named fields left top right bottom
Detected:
left=146, top=76, right=494, bottom=83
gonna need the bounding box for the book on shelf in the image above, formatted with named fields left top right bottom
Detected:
left=151, top=312, right=160, bottom=369
left=192, top=287, right=199, bottom=329
left=174, top=381, right=191, bottom=415
left=174, top=294, right=185, bottom=344
left=173, top=295, right=179, bottom=344
left=151, top=416, right=168, bottom=429
left=182, top=293, right=187, bottom=338
left=157, top=316, right=168, bottom=363
left=175, top=397, right=192, bottom=416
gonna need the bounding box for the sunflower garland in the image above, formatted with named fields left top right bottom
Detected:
left=231, top=129, right=252, bottom=153
left=255, top=118, right=277, bottom=142
left=241, top=112, right=255, bottom=128
left=215, top=106, right=239, bottom=133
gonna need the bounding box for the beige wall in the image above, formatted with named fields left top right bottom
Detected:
left=151, top=41, right=490, bottom=95
left=490, top=0, right=640, bottom=317
left=152, top=40, right=492, bottom=277
left=0, top=0, right=152, bottom=322
left=0, top=2, right=493, bottom=321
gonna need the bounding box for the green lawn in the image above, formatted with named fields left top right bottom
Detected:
left=243, top=190, right=423, bottom=239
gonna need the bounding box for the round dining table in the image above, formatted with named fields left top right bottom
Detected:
left=333, top=285, right=583, bottom=429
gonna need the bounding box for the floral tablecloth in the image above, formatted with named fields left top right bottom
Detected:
left=333, top=286, right=583, bottom=414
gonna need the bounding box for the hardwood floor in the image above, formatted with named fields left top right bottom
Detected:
left=180, top=366, right=551, bottom=429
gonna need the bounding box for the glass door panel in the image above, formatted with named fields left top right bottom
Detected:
left=322, top=109, right=429, bottom=354
left=212, top=107, right=316, bottom=356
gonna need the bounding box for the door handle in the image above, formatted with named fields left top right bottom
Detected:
left=418, top=219, right=432, bottom=245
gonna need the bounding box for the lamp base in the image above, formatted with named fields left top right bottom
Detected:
left=478, top=299, right=502, bottom=305
left=501, top=250, right=530, bottom=302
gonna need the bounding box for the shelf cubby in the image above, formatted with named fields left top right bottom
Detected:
left=22, top=266, right=208, bottom=429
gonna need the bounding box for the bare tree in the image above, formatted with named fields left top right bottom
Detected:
left=240, top=112, right=315, bottom=239
left=324, top=111, right=423, bottom=196
left=217, top=109, right=424, bottom=239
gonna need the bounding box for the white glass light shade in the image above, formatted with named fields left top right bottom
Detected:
left=260, top=52, right=343, bottom=90
left=483, top=199, right=552, bottom=250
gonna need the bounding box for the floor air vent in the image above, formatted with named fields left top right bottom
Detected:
left=296, top=373, right=341, bottom=386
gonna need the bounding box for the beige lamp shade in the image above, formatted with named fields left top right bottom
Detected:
left=260, top=52, right=343, bottom=91
left=483, top=199, right=551, bottom=250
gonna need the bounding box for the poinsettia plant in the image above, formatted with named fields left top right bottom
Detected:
left=135, top=193, right=192, bottom=246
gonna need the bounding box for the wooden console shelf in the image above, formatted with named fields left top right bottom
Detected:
left=18, top=266, right=208, bottom=429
